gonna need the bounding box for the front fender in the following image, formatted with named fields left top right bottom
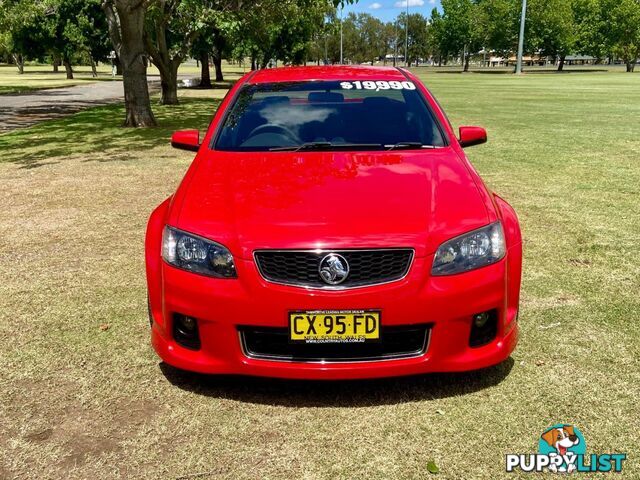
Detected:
left=146, top=196, right=172, bottom=329
left=494, top=194, right=522, bottom=327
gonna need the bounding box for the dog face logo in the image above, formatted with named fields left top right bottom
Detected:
left=538, top=424, right=585, bottom=473
left=541, top=425, right=580, bottom=456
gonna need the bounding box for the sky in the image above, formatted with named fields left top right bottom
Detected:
left=340, top=0, right=441, bottom=23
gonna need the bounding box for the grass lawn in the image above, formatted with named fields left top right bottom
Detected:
left=0, top=63, right=249, bottom=95
left=0, top=65, right=117, bottom=94
left=0, top=69, right=639, bottom=479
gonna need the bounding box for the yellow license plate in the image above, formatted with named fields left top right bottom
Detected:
left=289, top=310, right=380, bottom=343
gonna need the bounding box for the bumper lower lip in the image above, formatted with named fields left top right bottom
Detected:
left=151, top=320, right=518, bottom=380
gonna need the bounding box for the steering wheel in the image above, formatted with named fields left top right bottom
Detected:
left=247, top=123, right=299, bottom=143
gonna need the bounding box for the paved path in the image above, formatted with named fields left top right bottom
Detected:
left=0, top=75, right=195, bottom=132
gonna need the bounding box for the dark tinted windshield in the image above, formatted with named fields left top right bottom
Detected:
left=214, top=80, right=446, bottom=151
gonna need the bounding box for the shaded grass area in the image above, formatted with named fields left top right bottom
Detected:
left=0, top=93, right=219, bottom=168
left=0, top=72, right=639, bottom=479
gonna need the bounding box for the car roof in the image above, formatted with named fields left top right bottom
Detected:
left=247, top=65, right=409, bottom=84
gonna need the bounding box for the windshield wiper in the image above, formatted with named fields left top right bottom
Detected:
left=384, top=142, right=437, bottom=151
left=270, top=142, right=381, bottom=152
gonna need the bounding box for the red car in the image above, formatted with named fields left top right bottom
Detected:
left=146, top=66, right=522, bottom=380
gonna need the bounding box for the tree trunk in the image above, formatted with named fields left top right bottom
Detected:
left=160, top=75, right=179, bottom=105
left=13, top=53, right=24, bottom=74
left=63, top=56, right=74, bottom=79
left=104, top=1, right=156, bottom=126
left=212, top=53, right=223, bottom=81
left=122, top=61, right=156, bottom=126
left=90, top=57, right=98, bottom=77
left=251, top=56, right=257, bottom=70
left=53, top=53, right=61, bottom=73
left=463, top=50, right=470, bottom=72
left=627, top=61, right=634, bottom=73
left=115, top=56, right=123, bottom=75
left=199, top=51, right=212, bottom=88
left=158, top=61, right=179, bottom=105
left=557, top=55, right=565, bottom=71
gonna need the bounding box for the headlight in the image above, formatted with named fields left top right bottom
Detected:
left=162, top=226, right=237, bottom=278
left=431, top=222, right=505, bottom=276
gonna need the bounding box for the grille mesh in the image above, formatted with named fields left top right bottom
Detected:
left=254, top=249, right=413, bottom=288
left=239, top=324, right=431, bottom=362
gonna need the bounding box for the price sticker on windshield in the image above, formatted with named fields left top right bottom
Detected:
left=340, top=80, right=416, bottom=91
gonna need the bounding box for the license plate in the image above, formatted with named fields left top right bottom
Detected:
left=289, top=310, right=380, bottom=343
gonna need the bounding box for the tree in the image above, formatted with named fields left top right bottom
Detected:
left=191, top=34, right=213, bottom=88
left=527, top=0, right=576, bottom=70
left=36, top=0, right=110, bottom=79
left=479, top=0, right=520, bottom=56
left=210, top=26, right=232, bottom=81
left=397, top=12, right=430, bottom=66
left=190, top=15, right=236, bottom=86
left=77, top=1, right=112, bottom=77
left=232, top=0, right=333, bottom=68
left=573, top=0, right=609, bottom=61
left=143, top=0, right=206, bottom=105
left=440, top=0, right=485, bottom=71
left=356, top=13, right=386, bottom=64
left=103, top=0, right=157, bottom=126
left=428, top=8, right=448, bottom=65
left=381, top=21, right=397, bottom=65
left=608, top=0, right=640, bottom=72
left=320, top=10, right=342, bottom=64
left=0, top=0, right=49, bottom=73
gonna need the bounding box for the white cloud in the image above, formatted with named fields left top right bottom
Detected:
left=369, top=2, right=382, bottom=8
left=394, top=0, right=424, bottom=6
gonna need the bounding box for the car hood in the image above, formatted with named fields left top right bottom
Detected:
left=174, top=149, right=490, bottom=259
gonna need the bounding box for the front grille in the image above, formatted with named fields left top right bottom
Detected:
left=254, top=249, right=414, bottom=288
left=239, top=324, right=431, bottom=362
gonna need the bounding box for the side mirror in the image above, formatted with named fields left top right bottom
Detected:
left=458, top=126, right=487, bottom=148
left=171, top=130, right=200, bottom=152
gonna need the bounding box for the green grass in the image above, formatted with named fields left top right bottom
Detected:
left=0, top=70, right=639, bottom=479
left=0, top=62, right=248, bottom=94
left=0, top=65, right=116, bottom=94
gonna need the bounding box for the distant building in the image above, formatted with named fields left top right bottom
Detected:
left=564, top=55, right=596, bottom=65
left=384, top=54, right=404, bottom=62
left=505, top=55, right=549, bottom=67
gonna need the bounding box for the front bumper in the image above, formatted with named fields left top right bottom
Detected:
left=149, top=253, right=519, bottom=380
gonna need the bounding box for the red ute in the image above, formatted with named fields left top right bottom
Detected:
left=146, top=66, right=522, bottom=379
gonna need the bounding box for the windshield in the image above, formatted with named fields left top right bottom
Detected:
left=214, top=80, right=446, bottom=151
